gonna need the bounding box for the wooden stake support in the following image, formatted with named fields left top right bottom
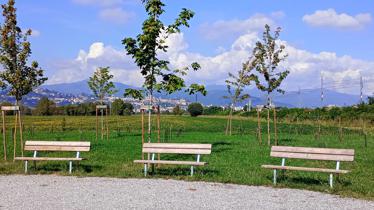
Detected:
left=256, top=105, right=263, bottom=145
left=96, top=105, right=109, bottom=141
left=1, top=106, right=23, bottom=161
left=140, top=105, right=161, bottom=162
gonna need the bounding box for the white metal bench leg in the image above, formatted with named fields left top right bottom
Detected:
left=25, top=161, right=28, bottom=173
left=191, top=154, right=201, bottom=176
left=33, top=151, right=37, bottom=170
left=144, top=164, right=147, bottom=176
left=329, top=174, right=333, bottom=188
left=330, top=161, right=340, bottom=188
left=69, top=161, right=72, bottom=174
left=273, top=169, right=277, bottom=185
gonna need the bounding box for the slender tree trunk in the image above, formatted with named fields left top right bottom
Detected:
left=257, top=108, right=262, bottom=145
left=267, top=108, right=270, bottom=146
left=148, top=93, right=152, bottom=143
left=229, top=107, right=233, bottom=136
left=267, top=93, right=271, bottom=146
left=273, top=107, right=277, bottom=146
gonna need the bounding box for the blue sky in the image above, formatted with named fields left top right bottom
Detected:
left=10, top=0, right=374, bottom=94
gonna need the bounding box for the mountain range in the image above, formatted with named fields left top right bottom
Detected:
left=40, top=80, right=365, bottom=108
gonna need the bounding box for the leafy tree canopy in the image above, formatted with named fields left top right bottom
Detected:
left=250, top=24, right=290, bottom=105
left=0, top=0, right=47, bottom=104
left=122, top=0, right=206, bottom=100
left=88, top=67, right=117, bottom=104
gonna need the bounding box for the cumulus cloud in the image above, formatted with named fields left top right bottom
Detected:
left=48, top=42, right=143, bottom=87
left=47, top=31, right=374, bottom=95
left=199, top=14, right=275, bottom=40
left=303, top=9, right=372, bottom=29
left=99, top=7, right=135, bottom=24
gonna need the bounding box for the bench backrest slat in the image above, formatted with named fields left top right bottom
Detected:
left=270, top=146, right=354, bottom=161
left=142, top=143, right=211, bottom=155
left=24, top=141, right=90, bottom=152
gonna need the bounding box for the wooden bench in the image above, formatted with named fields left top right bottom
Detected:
left=262, top=146, right=355, bottom=188
left=14, top=141, right=91, bottom=174
left=134, top=143, right=212, bottom=176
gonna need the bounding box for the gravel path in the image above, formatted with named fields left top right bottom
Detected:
left=0, top=175, right=373, bottom=210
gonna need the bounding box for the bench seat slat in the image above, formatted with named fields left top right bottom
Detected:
left=272, top=146, right=354, bottom=156
left=24, top=146, right=90, bottom=152
left=270, top=151, right=354, bottom=161
left=134, top=160, right=206, bottom=166
left=143, top=148, right=211, bottom=155
left=261, top=165, right=349, bottom=174
left=25, top=141, right=90, bottom=147
left=14, top=157, right=83, bottom=161
left=143, top=143, right=211, bottom=149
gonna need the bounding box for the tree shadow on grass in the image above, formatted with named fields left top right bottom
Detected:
left=277, top=138, right=294, bottom=145
left=272, top=174, right=352, bottom=187
left=30, top=163, right=102, bottom=174
left=211, top=141, right=233, bottom=153
left=150, top=167, right=218, bottom=177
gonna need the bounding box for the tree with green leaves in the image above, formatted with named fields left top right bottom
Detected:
left=33, top=97, right=56, bottom=116
left=122, top=0, right=206, bottom=142
left=224, top=61, right=256, bottom=135
left=88, top=67, right=117, bottom=104
left=368, top=95, right=374, bottom=105
left=0, top=0, right=47, bottom=105
left=251, top=24, right=290, bottom=145
left=187, top=103, right=203, bottom=117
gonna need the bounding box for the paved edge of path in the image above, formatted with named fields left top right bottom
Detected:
left=0, top=175, right=373, bottom=210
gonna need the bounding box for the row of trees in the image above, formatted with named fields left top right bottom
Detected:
left=223, top=25, right=289, bottom=143
left=201, top=103, right=374, bottom=121
left=1, top=98, right=134, bottom=116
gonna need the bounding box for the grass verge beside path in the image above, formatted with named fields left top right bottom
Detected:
left=0, top=115, right=373, bottom=200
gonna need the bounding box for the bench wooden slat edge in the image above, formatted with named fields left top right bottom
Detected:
left=270, top=151, right=354, bottom=161
left=261, top=165, right=350, bottom=174
left=143, top=143, right=212, bottom=149
left=134, top=160, right=206, bottom=166
left=272, top=146, right=354, bottom=156
left=24, top=146, right=90, bottom=152
left=25, top=141, right=91, bottom=147
left=15, top=157, right=84, bottom=161
left=143, top=148, right=211, bottom=155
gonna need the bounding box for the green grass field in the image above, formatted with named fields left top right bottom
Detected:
left=0, top=115, right=373, bottom=200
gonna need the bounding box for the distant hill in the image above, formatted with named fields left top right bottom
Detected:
left=41, top=80, right=363, bottom=108
left=42, top=80, right=136, bottom=97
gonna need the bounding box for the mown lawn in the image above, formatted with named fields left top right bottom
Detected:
left=0, top=115, right=373, bottom=200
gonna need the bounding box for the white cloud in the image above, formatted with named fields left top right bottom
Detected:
left=47, top=31, right=374, bottom=95
left=48, top=42, right=142, bottom=87
left=303, top=9, right=372, bottom=29
left=199, top=14, right=275, bottom=40
left=99, top=7, right=134, bottom=24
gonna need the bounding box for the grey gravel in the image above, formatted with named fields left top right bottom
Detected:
left=0, top=175, right=373, bottom=210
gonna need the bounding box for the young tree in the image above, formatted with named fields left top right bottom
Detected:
left=368, top=95, right=374, bottom=105
left=172, top=105, right=184, bottom=115
left=224, top=61, right=256, bottom=135
left=111, top=99, right=125, bottom=115
left=33, top=97, right=56, bottom=116
left=122, top=0, right=206, bottom=142
left=251, top=24, right=290, bottom=145
left=0, top=0, right=47, bottom=105
left=88, top=67, right=117, bottom=104
left=187, top=103, right=203, bottom=117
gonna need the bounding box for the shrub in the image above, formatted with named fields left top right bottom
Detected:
left=187, top=103, right=203, bottom=117
left=172, top=105, right=184, bottom=115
